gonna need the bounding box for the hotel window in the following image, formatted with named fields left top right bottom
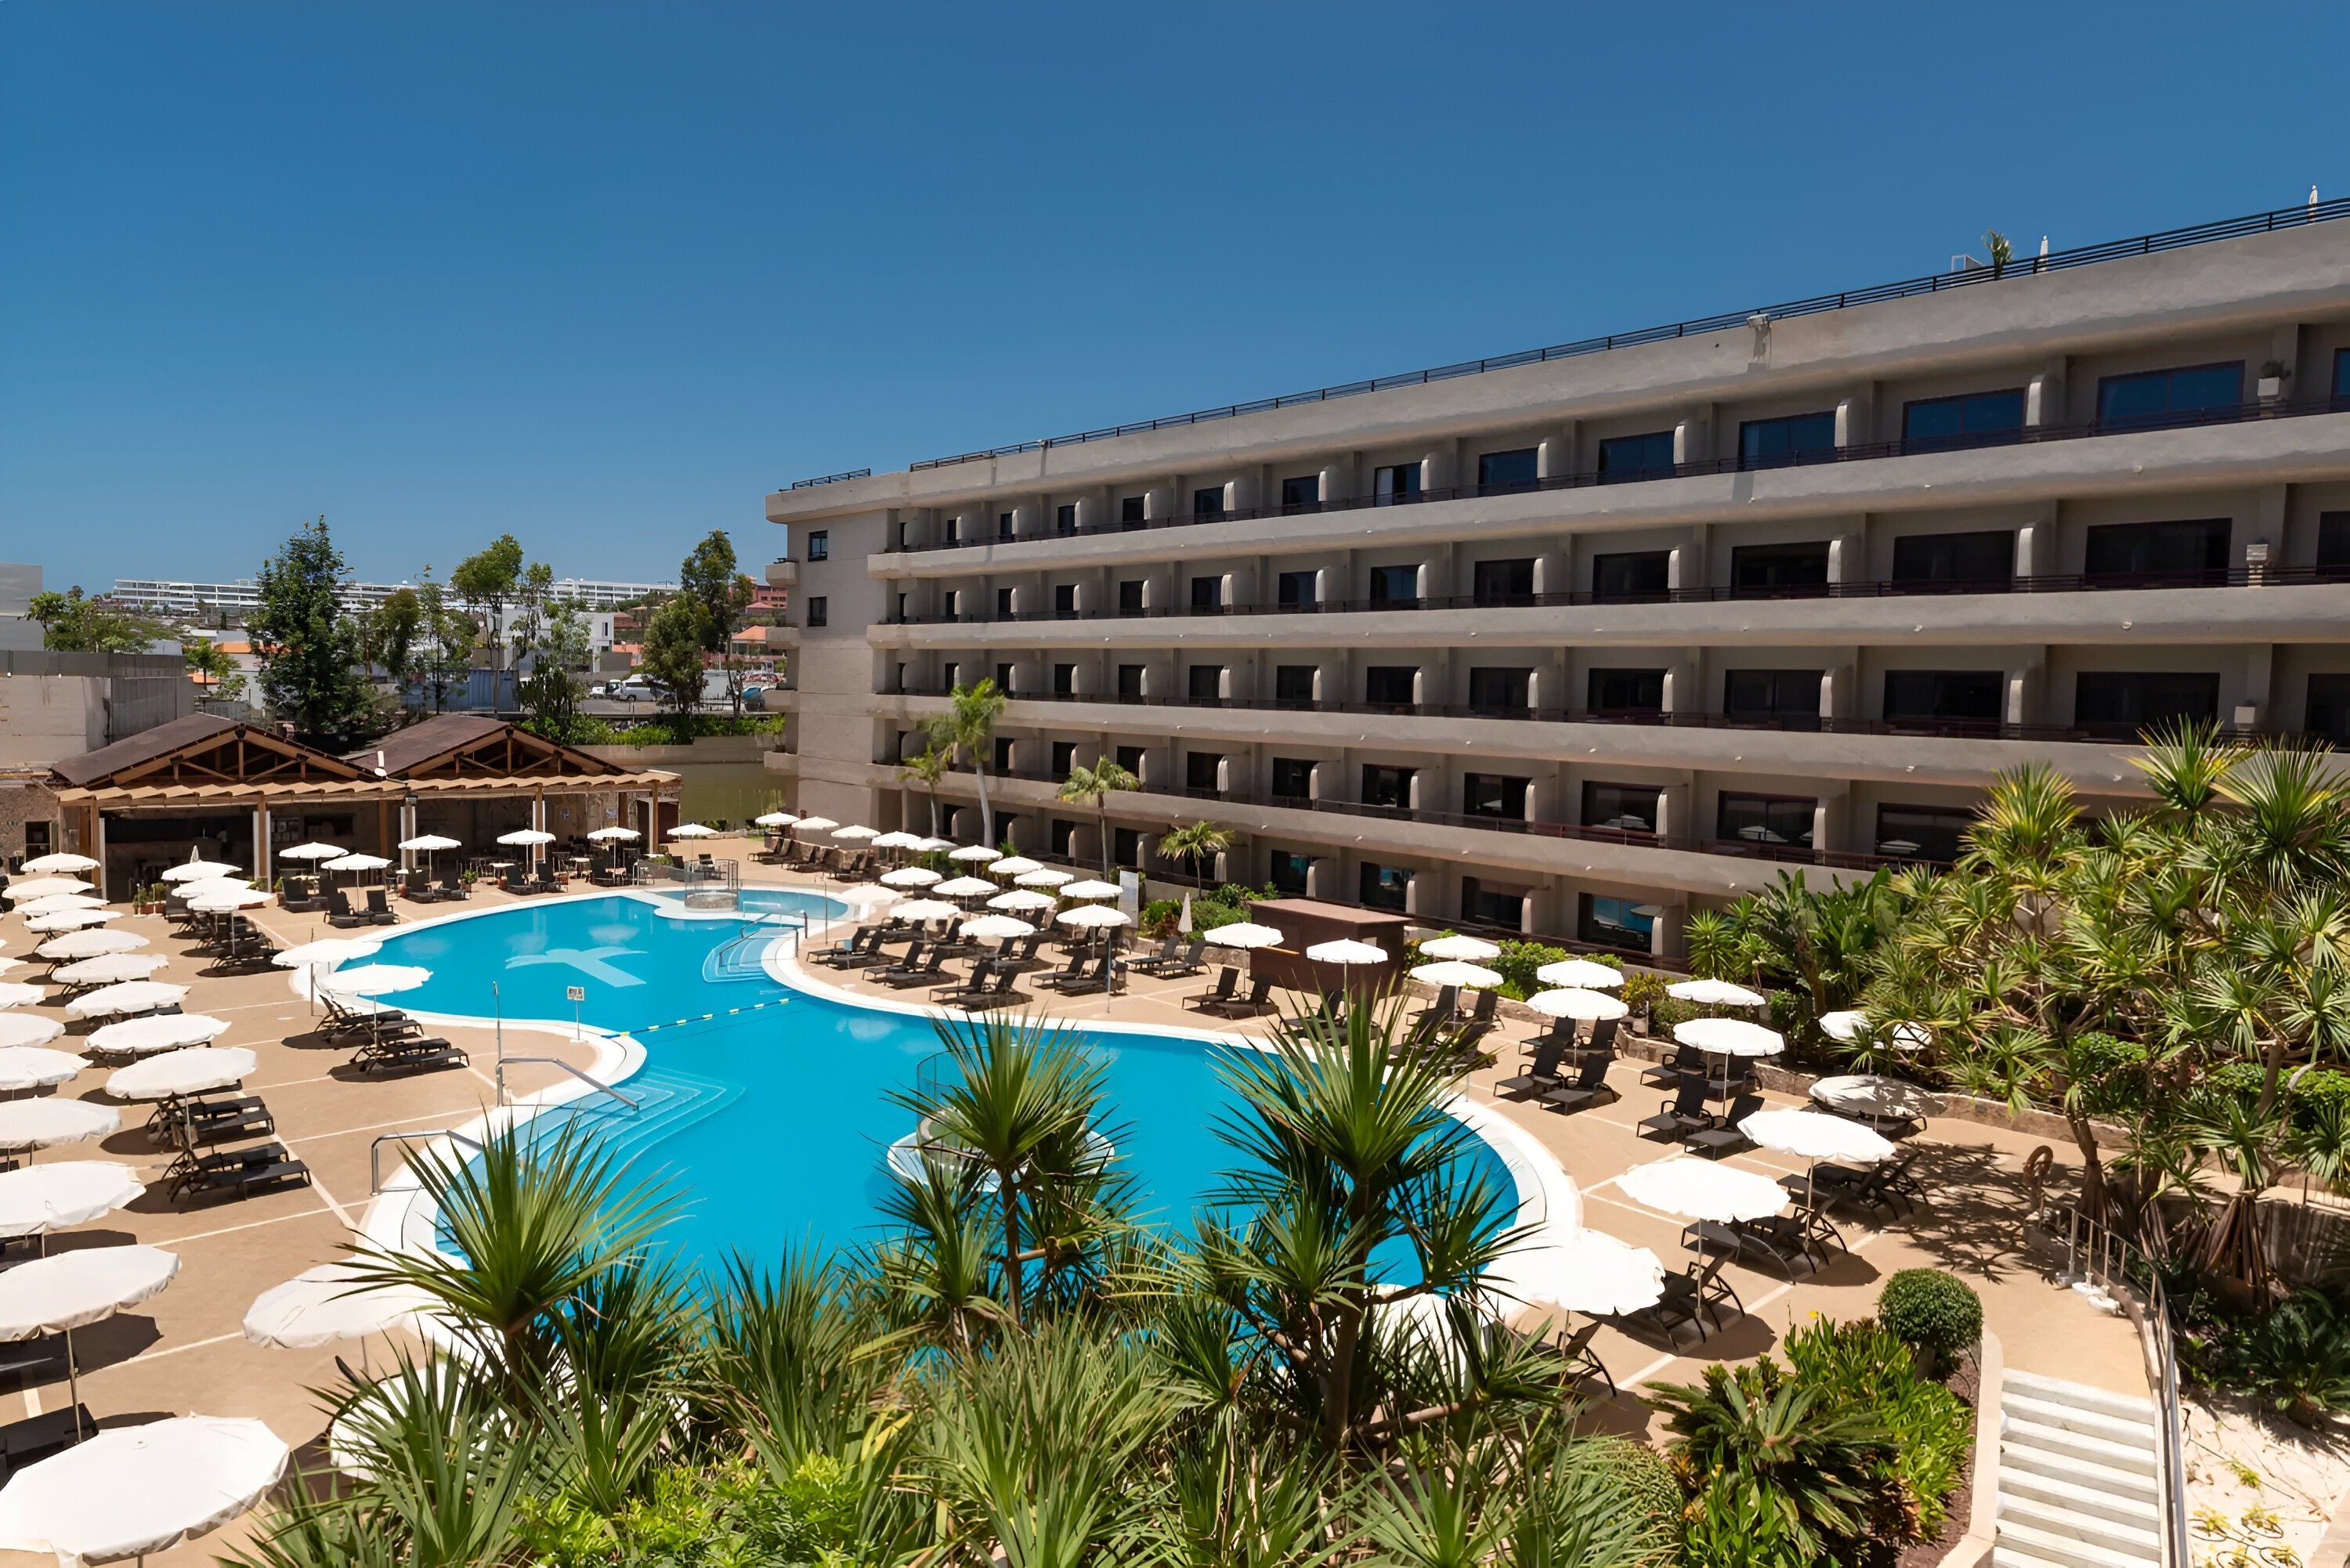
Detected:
left=1050, top=742, right=1077, bottom=779
left=1717, top=792, right=1816, bottom=848
left=1360, top=862, right=1410, bottom=910
left=1115, top=664, right=1144, bottom=697
left=1113, top=827, right=1142, bottom=867
left=1739, top=410, right=1836, bottom=468
left=941, top=661, right=958, bottom=691
left=1883, top=670, right=2005, bottom=726
left=2074, top=671, right=2220, bottom=738
left=805, top=596, right=827, bottom=627
left=1050, top=818, right=1077, bottom=857
left=1893, top=529, right=2014, bottom=586
left=1051, top=663, right=1076, bottom=696
left=1875, top=804, right=1973, bottom=863
left=2319, top=513, right=2350, bottom=578
left=1118, top=580, right=1145, bottom=613
left=1582, top=782, right=1661, bottom=834
left=2082, top=518, right=2230, bottom=583
left=994, top=813, right=1018, bottom=848
left=1115, top=745, right=1144, bottom=775
left=992, top=737, right=1014, bottom=772
left=1054, top=583, right=1077, bottom=617
left=1373, top=461, right=1422, bottom=504
left=2335, top=348, right=2350, bottom=407
left=2305, top=674, right=2350, bottom=744
left=1476, top=446, right=1538, bottom=492
left=1187, top=665, right=1225, bottom=702
left=1120, top=495, right=1146, bottom=526
left=1588, top=667, right=1665, bottom=715
left=1592, top=549, right=1669, bottom=602
left=1462, top=773, right=1529, bottom=819
left=944, top=515, right=961, bottom=544
left=1364, top=666, right=1418, bottom=706
left=944, top=590, right=963, bottom=618
left=1189, top=576, right=1223, bottom=610
left=1271, top=757, right=1314, bottom=799
left=1274, top=665, right=1317, bottom=704
left=1056, top=504, right=1077, bottom=536
left=997, top=511, right=1015, bottom=541
left=1280, top=475, right=1320, bottom=511
left=1579, top=894, right=1654, bottom=952
left=1472, top=557, right=1535, bottom=603
left=1730, top=541, right=1830, bottom=594
left=1278, top=569, right=1318, bottom=608
left=1723, top=669, right=1823, bottom=727
left=1269, top=850, right=1311, bottom=894
left=994, top=662, right=1014, bottom=692
left=1901, top=388, right=2025, bottom=450
left=1184, top=752, right=1224, bottom=793
left=895, top=593, right=908, bottom=622
left=1461, top=877, right=1524, bottom=927
left=1192, top=486, right=1225, bottom=519
left=995, top=587, right=1014, bottom=617
left=2098, top=362, right=2243, bottom=428
left=1368, top=565, right=1420, bottom=603
left=805, top=529, right=830, bottom=561
left=1361, top=764, right=1413, bottom=809
left=1597, top=430, right=1676, bottom=482
left=1467, top=667, right=1531, bottom=713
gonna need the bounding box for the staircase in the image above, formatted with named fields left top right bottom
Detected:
left=1994, top=1370, right=2164, bottom=1568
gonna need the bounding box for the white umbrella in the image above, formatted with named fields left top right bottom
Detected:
left=834, top=883, right=902, bottom=911
left=186, top=887, right=271, bottom=913
left=830, top=824, right=880, bottom=841
left=309, top=963, right=431, bottom=999
left=667, top=822, right=718, bottom=839
left=18, top=854, right=98, bottom=876
left=872, top=830, right=925, bottom=850
left=1013, top=867, right=1073, bottom=888
left=1059, top=879, right=1122, bottom=900
left=1526, top=988, right=1629, bottom=1021
left=1058, top=905, right=1131, bottom=930
left=1672, top=1017, right=1784, bottom=1057
left=913, top=836, right=956, bottom=852
left=1178, top=894, right=1193, bottom=934
left=1307, top=939, right=1386, bottom=965
left=586, top=826, right=641, bottom=842
left=0, top=983, right=43, bottom=1010
left=107, top=1047, right=257, bottom=1102
left=63, top=981, right=187, bottom=1021
left=1408, top=960, right=1502, bottom=989
left=159, top=858, right=240, bottom=883
left=946, top=844, right=1000, bottom=863
left=0, top=1162, right=145, bottom=1238
left=1505, top=1227, right=1666, bottom=1317
left=0, top=1413, right=288, bottom=1565
left=397, top=834, right=462, bottom=853
left=271, top=938, right=381, bottom=970
left=1419, top=934, right=1502, bottom=963
left=935, top=876, right=999, bottom=898
left=880, top=866, right=942, bottom=889
left=5, top=880, right=95, bottom=904
left=987, top=890, right=1058, bottom=912
left=1817, top=1010, right=1930, bottom=1052
left=0, top=1050, right=86, bottom=1093
left=989, top=855, right=1043, bottom=876
left=494, top=829, right=555, bottom=847
left=1205, top=922, right=1283, bottom=949
left=51, top=955, right=167, bottom=988
left=243, top=1263, right=436, bottom=1349
left=321, top=853, right=392, bottom=873
left=33, top=931, right=146, bottom=962
left=24, top=911, right=118, bottom=934
left=0, top=1017, right=66, bottom=1050
left=1810, top=1074, right=1940, bottom=1125
left=14, top=896, right=103, bottom=920
left=1667, top=977, right=1767, bottom=1007
left=1741, top=1108, right=1896, bottom=1164
left=86, top=1013, right=229, bottom=1057
left=882, top=898, right=960, bottom=923
left=275, top=842, right=348, bottom=862
left=0, top=960, right=18, bottom=979
left=790, top=816, right=839, bottom=834
left=960, top=914, right=1036, bottom=941
left=1537, top=958, right=1625, bottom=989
left=0, top=1101, right=118, bottom=1154
left=1617, top=1158, right=1785, bottom=1224
left=751, top=812, right=797, bottom=829
left=0, top=1245, right=180, bottom=1433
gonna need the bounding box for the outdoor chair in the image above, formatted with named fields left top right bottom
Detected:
left=808, top=927, right=881, bottom=967
left=1061, top=952, right=1125, bottom=995
left=1405, top=988, right=1458, bottom=1043
left=1495, top=1038, right=1569, bottom=1100
left=869, top=939, right=931, bottom=983
left=326, top=887, right=370, bottom=930
left=1184, top=966, right=1238, bottom=1013
left=1581, top=1017, right=1621, bottom=1057
left=1126, top=936, right=1180, bottom=974
left=437, top=869, right=465, bottom=900
left=1002, top=932, right=1047, bottom=970
left=501, top=867, right=530, bottom=895
left=1684, top=1092, right=1766, bottom=1158
left=163, top=1116, right=307, bottom=1203
left=1611, top=1255, right=1742, bottom=1350
left=940, top=962, right=1023, bottom=1011
left=877, top=944, right=949, bottom=989
left=530, top=862, right=559, bottom=894
left=1549, top=1318, right=1616, bottom=1399
left=1137, top=937, right=1206, bottom=977
left=364, top=887, right=397, bottom=925
left=0, top=1407, right=95, bottom=1480
left=1636, top=1077, right=1712, bottom=1142
left=1540, top=1050, right=1619, bottom=1115
left=355, top=1033, right=468, bottom=1075
left=1640, top=1044, right=1704, bottom=1090
left=1200, top=975, right=1273, bottom=1018
left=1037, top=950, right=1090, bottom=991
left=1450, top=989, right=1501, bottom=1050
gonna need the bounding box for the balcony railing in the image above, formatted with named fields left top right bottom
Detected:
left=897, top=197, right=2348, bottom=475
left=883, top=562, right=2350, bottom=624
left=789, top=468, right=870, bottom=490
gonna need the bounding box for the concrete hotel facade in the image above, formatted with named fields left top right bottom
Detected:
left=761, top=208, right=2350, bottom=959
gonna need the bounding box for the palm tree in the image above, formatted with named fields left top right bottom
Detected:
left=927, top=677, right=1007, bottom=845
left=898, top=741, right=949, bottom=837
left=1056, top=757, right=1139, bottom=876
left=1159, top=819, right=1231, bottom=886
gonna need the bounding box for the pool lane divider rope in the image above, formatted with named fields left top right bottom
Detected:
left=638, top=995, right=790, bottom=1034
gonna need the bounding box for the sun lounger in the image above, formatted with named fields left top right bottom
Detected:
left=1198, top=975, right=1272, bottom=1019
left=1636, top=1077, right=1711, bottom=1142
left=876, top=943, right=948, bottom=988
left=1058, top=952, right=1124, bottom=995
left=1540, top=1050, right=1619, bottom=1115
left=1641, top=1044, right=1705, bottom=1090
left=354, top=1034, right=468, bottom=1075
left=364, top=887, right=397, bottom=925
left=1683, top=1092, right=1766, bottom=1158
left=0, top=1406, right=96, bottom=1479
left=1184, top=966, right=1238, bottom=1012
left=1495, top=1038, right=1568, bottom=1100
left=326, top=887, right=370, bottom=930
left=1607, top=1255, right=1741, bottom=1349
left=940, top=961, right=1022, bottom=1011
left=810, top=927, right=885, bottom=968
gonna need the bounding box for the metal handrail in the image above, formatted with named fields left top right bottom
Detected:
left=892, top=199, right=2348, bottom=472
left=495, top=1056, right=639, bottom=1112
left=2058, top=1205, right=2192, bottom=1567
left=370, top=1129, right=484, bottom=1194
left=790, top=467, right=870, bottom=490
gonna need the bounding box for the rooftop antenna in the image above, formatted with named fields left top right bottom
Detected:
left=2038, top=235, right=2049, bottom=258
left=1747, top=311, right=1773, bottom=357
left=2312, top=185, right=2322, bottom=212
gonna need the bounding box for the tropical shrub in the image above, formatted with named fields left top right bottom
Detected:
left=1490, top=940, right=1571, bottom=999
left=1619, top=970, right=1670, bottom=1024
left=1782, top=1317, right=1975, bottom=1541
left=1877, top=1269, right=1983, bottom=1369
left=2208, top=1288, right=2350, bottom=1426
left=1593, top=1437, right=1683, bottom=1563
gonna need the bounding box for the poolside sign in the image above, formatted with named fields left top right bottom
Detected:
left=567, top=985, right=586, bottom=1042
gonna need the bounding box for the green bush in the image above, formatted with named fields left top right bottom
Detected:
left=1784, top=1317, right=1975, bottom=1541
left=1592, top=1438, right=1682, bottom=1563
left=1878, top=1270, right=1983, bottom=1367
left=1489, top=940, right=1571, bottom=999
left=2211, top=1288, right=2350, bottom=1427
left=1618, top=970, right=1669, bottom=1021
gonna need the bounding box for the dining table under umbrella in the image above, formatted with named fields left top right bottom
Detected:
left=1671, top=1016, right=1786, bottom=1098
left=85, top=1013, right=229, bottom=1058
left=1204, top=921, right=1283, bottom=950
left=271, top=938, right=381, bottom=973
left=1740, top=1107, right=1897, bottom=1207
left=0, top=1016, right=67, bottom=1051
left=16, top=854, right=98, bottom=877
left=397, top=833, right=464, bottom=883
left=1057, top=905, right=1130, bottom=932
left=0, top=1049, right=86, bottom=1095
left=0, top=1244, right=179, bottom=1436
left=752, top=812, right=797, bottom=829
left=50, top=954, right=168, bottom=989
left=667, top=822, right=718, bottom=840
left=1408, top=960, right=1502, bottom=990
left=1538, top=958, right=1626, bottom=988
left=107, top=1046, right=258, bottom=1105
left=789, top=816, right=838, bottom=836
left=982, top=854, right=1039, bottom=876
left=959, top=913, right=1036, bottom=943
left=1502, top=1225, right=1667, bottom=1318
left=13, top=896, right=103, bottom=921
left=0, top=1101, right=118, bottom=1162
left=32, top=930, right=147, bottom=963
left=881, top=898, right=960, bottom=925
left=871, top=830, right=925, bottom=851
left=933, top=876, right=999, bottom=901
left=1817, top=1010, right=1931, bottom=1055
left=1013, top=867, right=1074, bottom=889
left=63, top=981, right=188, bottom=1023
left=0, top=1412, right=288, bottom=1566
left=275, top=842, right=348, bottom=865
left=586, top=826, right=641, bottom=841
left=0, top=1162, right=145, bottom=1244
left=830, top=824, right=880, bottom=843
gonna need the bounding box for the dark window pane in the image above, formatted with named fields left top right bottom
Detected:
left=992, top=737, right=1014, bottom=771
left=1361, top=764, right=1413, bottom=808
left=807, top=530, right=830, bottom=560
left=1717, top=793, right=1816, bottom=847
left=1050, top=818, right=1076, bottom=856
left=995, top=587, right=1014, bottom=617
left=995, top=662, right=1014, bottom=692
left=1589, top=668, right=1665, bottom=714
left=1374, top=462, right=1422, bottom=503
left=1462, top=773, right=1528, bottom=818
left=1280, top=475, right=1320, bottom=511
left=2316, top=513, right=2350, bottom=575
left=2305, top=674, right=2350, bottom=743
left=1185, top=752, right=1223, bottom=792
left=2074, top=671, right=2221, bottom=736
left=1582, top=782, right=1660, bottom=833
left=1368, top=565, right=1420, bottom=602
left=1477, top=447, right=1538, bottom=491
left=1883, top=670, right=2004, bottom=724
left=1055, top=504, right=1076, bottom=535
left=998, top=511, right=1015, bottom=540
left=2083, top=519, right=2230, bottom=582
left=1115, top=664, right=1144, bottom=697
left=1593, top=550, right=1670, bottom=601
left=1118, top=579, right=1145, bottom=612
left=1360, top=862, right=1410, bottom=910
left=1461, top=876, right=1523, bottom=926
left=806, top=596, right=827, bottom=627
left=2336, top=349, right=2350, bottom=404
left=1271, top=757, right=1314, bottom=798
left=1190, top=576, right=1222, bottom=609
left=1364, top=666, right=1418, bottom=705
left=1723, top=670, right=1823, bottom=724
left=1120, top=495, right=1146, bottom=526
left=2098, top=363, right=2243, bottom=428
left=1739, top=410, right=1837, bottom=468
left=1112, top=827, right=1141, bottom=866
left=1875, top=804, right=1972, bottom=862
left=1050, top=742, right=1076, bottom=778
left=1193, top=487, right=1224, bottom=518
left=1901, top=389, right=2026, bottom=449
left=1051, top=663, right=1075, bottom=695
left=1597, top=431, right=1676, bottom=482
left=1580, top=894, right=1653, bottom=952
left=1892, top=529, right=2014, bottom=584
left=1467, top=667, right=1530, bottom=713
left=1278, top=569, right=1318, bottom=607
left=1274, top=665, right=1316, bottom=703
left=1114, top=745, right=1144, bottom=774
left=1054, top=583, right=1077, bottom=616
left=1472, top=558, right=1536, bottom=603
left=1269, top=851, right=1311, bottom=894
left=1730, top=541, right=1830, bottom=594
left=1187, top=665, right=1224, bottom=701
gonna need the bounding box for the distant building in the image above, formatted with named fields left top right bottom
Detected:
left=110, top=576, right=677, bottom=620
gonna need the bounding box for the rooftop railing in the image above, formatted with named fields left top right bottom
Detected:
left=891, top=198, right=2348, bottom=474
left=790, top=468, right=872, bottom=490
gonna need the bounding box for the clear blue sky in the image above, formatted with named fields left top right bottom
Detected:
left=4, top=2, right=2344, bottom=594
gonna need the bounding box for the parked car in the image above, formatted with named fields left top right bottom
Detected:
left=607, top=675, right=656, bottom=702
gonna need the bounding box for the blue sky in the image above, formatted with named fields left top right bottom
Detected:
left=4, top=2, right=2344, bottom=594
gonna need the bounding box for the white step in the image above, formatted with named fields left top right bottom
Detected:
left=1999, top=1440, right=2162, bottom=1507
left=2000, top=1471, right=2160, bottom=1534
left=1999, top=1392, right=2157, bottom=1450
left=1992, top=1517, right=2160, bottom=1568
left=1993, top=1550, right=2115, bottom=1568
left=1996, top=1495, right=2160, bottom=1560
left=1999, top=1414, right=2160, bottom=1476
left=2004, top=1371, right=2157, bottom=1423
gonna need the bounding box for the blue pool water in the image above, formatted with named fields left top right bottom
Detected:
left=371, top=893, right=1517, bottom=1268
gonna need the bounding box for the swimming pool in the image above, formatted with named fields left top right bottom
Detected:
left=363, top=892, right=1533, bottom=1270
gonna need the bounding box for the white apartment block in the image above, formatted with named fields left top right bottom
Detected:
left=110, top=576, right=674, bottom=621
left=761, top=202, right=2350, bottom=959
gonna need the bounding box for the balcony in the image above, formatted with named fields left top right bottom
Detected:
left=765, top=559, right=797, bottom=589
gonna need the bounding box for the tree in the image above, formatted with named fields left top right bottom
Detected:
left=248, top=516, right=378, bottom=749
left=369, top=589, right=423, bottom=683
left=926, top=678, right=1007, bottom=845
left=409, top=573, right=473, bottom=712
left=182, top=636, right=246, bottom=704
left=1160, top=819, right=1231, bottom=884
left=519, top=600, right=593, bottom=742
left=679, top=531, right=757, bottom=715
left=898, top=742, right=949, bottom=837
left=1057, top=758, right=1139, bottom=877
left=507, top=561, right=554, bottom=667
left=26, top=588, right=172, bottom=653
left=450, top=534, right=526, bottom=668
left=638, top=597, right=710, bottom=717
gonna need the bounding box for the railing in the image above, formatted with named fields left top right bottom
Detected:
left=495, top=1056, right=640, bottom=1112
left=370, top=1128, right=484, bottom=1194
left=790, top=468, right=870, bottom=490
left=2055, top=1205, right=2191, bottom=1567
left=895, top=198, right=2349, bottom=472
